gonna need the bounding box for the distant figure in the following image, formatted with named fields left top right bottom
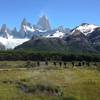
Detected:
left=72, top=61, right=74, bottom=67
left=53, top=62, right=56, bottom=66
left=82, top=61, right=85, bottom=66
left=45, top=61, right=48, bottom=66
left=64, top=62, right=67, bottom=68
left=59, top=62, right=62, bottom=67
left=86, top=62, right=90, bottom=66
left=37, top=61, right=40, bottom=67
left=78, top=62, right=81, bottom=66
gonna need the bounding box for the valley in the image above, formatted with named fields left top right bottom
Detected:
left=0, top=0, right=100, bottom=100
left=0, top=61, right=99, bottom=100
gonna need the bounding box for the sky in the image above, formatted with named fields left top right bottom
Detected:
left=0, top=0, right=100, bottom=29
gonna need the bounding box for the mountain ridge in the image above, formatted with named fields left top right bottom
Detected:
left=0, top=16, right=99, bottom=52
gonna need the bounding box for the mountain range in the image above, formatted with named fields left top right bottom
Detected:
left=0, top=16, right=100, bottom=53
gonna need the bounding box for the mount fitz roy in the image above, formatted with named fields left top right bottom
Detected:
left=0, top=15, right=70, bottom=49
left=0, top=16, right=99, bottom=53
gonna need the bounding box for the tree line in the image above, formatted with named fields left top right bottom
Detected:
left=0, top=50, right=99, bottom=61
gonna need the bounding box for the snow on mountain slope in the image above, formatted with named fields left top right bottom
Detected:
left=23, top=25, right=48, bottom=33
left=36, top=29, right=48, bottom=32
left=75, top=23, right=99, bottom=35
left=46, top=31, right=65, bottom=38
left=0, top=37, right=29, bottom=49
left=22, top=25, right=35, bottom=32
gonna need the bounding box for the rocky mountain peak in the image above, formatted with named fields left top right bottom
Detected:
left=72, top=23, right=99, bottom=36
left=80, top=23, right=90, bottom=26
left=1, top=24, right=7, bottom=32
left=21, top=18, right=27, bottom=26
left=0, top=24, right=11, bottom=39
left=37, top=15, right=51, bottom=31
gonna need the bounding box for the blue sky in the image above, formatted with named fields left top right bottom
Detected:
left=0, top=0, right=100, bottom=29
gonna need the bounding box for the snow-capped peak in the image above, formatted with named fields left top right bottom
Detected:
left=75, top=23, right=99, bottom=35
left=21, top=18, right=36, bottom=33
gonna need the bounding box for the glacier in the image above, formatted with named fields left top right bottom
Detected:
left=0, top=37, right=29, bottom=49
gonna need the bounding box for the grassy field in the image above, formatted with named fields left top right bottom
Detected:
left=0, top=61, right=99, bottom=100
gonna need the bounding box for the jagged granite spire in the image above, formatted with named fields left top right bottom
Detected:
left=21, top=18, right=27, bottom=26
left=37, top=15, right=51, bottom=31
left=0, top=24, right=11, bottom=39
